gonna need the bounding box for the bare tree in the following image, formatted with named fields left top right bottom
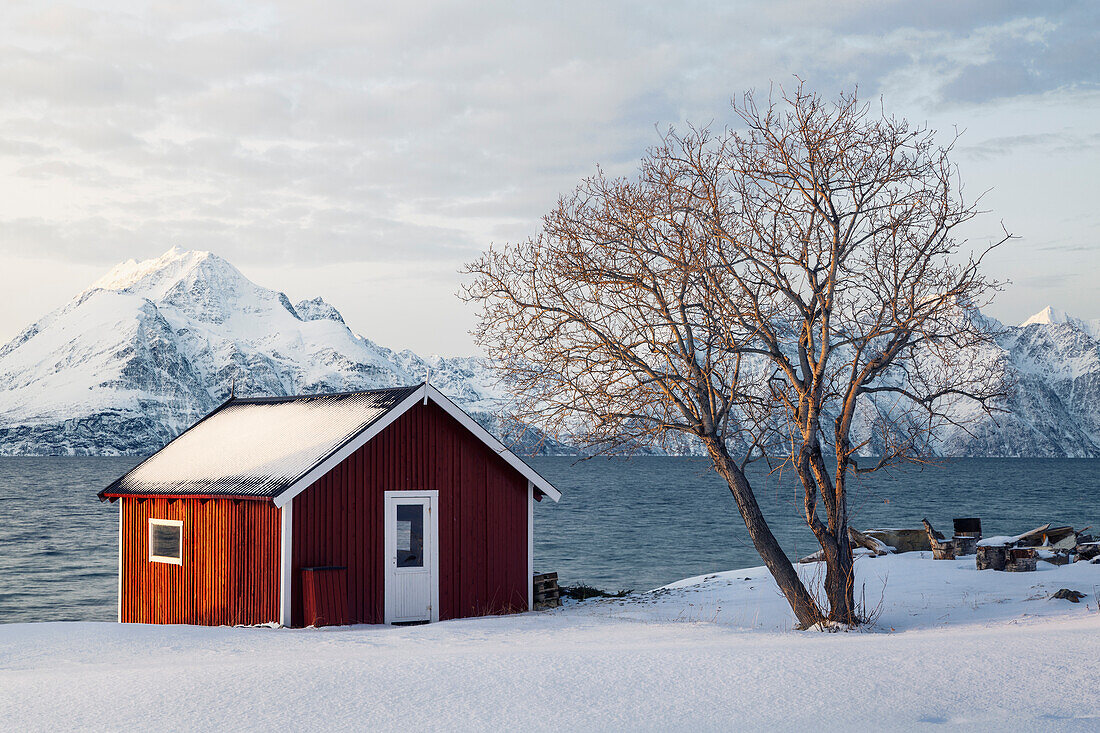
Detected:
left=462, top=84, right=1009, bottom=627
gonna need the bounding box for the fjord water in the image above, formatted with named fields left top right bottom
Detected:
left=1, top=456, right=1098, bottom=623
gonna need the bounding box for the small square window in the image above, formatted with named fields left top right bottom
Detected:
left=149, top=519, right=183, bottom=565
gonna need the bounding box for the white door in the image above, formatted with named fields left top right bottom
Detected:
left=384, top=491, right=439, bottom=624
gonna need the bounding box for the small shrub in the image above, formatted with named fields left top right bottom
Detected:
left=560, top=584, right=632, bottom=601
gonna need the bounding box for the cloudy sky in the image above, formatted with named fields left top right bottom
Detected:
left=0, top=1, right=1097, bottom=355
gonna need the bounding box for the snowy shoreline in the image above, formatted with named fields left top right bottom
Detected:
left=3, top=554, right=1099, bottom=731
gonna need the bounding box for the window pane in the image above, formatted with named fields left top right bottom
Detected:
left=396, top=504, right=423, bottom=568
left=151, top=523, right=181, bottom=560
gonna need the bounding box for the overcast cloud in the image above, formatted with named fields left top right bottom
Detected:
left=0, top=1, right=1097, bottom=354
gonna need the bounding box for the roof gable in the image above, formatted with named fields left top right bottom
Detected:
left=100, top=383, right=561, bottom=503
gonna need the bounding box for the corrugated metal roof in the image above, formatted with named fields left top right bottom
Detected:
left=100, top=385, right=420, bottom=499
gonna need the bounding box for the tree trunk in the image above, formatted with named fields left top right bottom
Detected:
left=826, top=465, right=857, bottom=625
left=704, top=438, right=823, bottom=628
left=823, top=534, right=857, bottom=625
left=797, top=451, right=858, bottom=625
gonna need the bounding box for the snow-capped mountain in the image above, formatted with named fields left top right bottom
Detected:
left=0, top=248, right=1097, bottom=457
left=1020, top=306, right=1100, bottom=340
left=0, top=248, right=563, bottom=455
left=935, top=309, right=1100, bottom=457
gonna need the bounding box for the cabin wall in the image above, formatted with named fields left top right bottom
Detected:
left=119, top=496, right=281, bottom=625
left=291, top=400, right=529, bottom=626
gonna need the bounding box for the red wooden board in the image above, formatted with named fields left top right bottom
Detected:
left=119, top=497, right=280, bottom=625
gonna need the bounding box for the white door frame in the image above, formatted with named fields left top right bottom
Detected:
left=383, top=490, right=440, bottom=624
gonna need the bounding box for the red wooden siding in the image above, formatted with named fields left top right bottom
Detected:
left=291, top=400, right=529, bottom=626
left=119, top=497, right=281, bottom=625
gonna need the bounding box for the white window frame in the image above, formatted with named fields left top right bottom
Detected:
left=148, top=518, right=184, bottom=565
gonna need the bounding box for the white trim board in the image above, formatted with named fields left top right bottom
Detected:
left=527, top=481, right=534, bottom=611
left=423, top=384, right=562, bottom=502
left=279, top=499, right=293, bottom=627
left=117, top=499, right=123, bottom=623
left=273, top=383, right=562, bottom=508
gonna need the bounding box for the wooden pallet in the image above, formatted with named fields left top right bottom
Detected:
left=533, top=572, right=561, bottom=609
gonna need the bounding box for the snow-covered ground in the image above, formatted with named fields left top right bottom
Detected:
left=2, top=554, right=1098, bottom=731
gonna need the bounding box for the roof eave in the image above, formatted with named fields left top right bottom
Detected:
left=270, top=383, right=563, bottom=507
left=97, top=394, right=239, bottom=500
left=422, top=384, right=562, bottom=502
left=99, top=492, right=275, bottom=502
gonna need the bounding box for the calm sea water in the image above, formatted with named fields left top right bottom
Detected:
left=1, top=456, right=1098, bottom=624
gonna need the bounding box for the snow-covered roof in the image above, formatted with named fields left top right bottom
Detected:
left=100, top=383, right=562, bottom=502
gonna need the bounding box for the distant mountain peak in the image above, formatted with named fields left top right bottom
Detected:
left=0, top=249, right=518, bottom=456
left=1022, top=305, right=1070, bottom=327
left=1021, top=305, right=1100, bottom=339
left=294, top=296, right=345, bottom=324
left=88, top=248, right=227, bottom=298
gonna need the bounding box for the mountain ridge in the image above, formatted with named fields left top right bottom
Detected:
left=0, top=249, right=1096, bottom=457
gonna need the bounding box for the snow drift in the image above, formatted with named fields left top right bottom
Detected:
left=1, top=554, right=1099, bottom=730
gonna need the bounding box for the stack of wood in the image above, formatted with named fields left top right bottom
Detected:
left=976, top=543, right=1006, bottom=570
left=1072, top=530, right=1097, bottom=564
left=977, top=526, right=1040, bottom=572
left=532, top=572, right=562, bottom=609
left=1076, top=542, right=1100, bottom=562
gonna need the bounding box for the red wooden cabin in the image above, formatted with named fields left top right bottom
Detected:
left=98, top=383, right=562, bottom=627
